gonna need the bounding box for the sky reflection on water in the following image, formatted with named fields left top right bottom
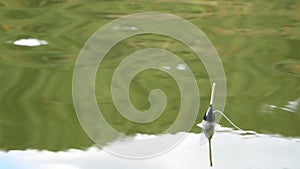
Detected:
left=1, top=128, right=299, bottom=169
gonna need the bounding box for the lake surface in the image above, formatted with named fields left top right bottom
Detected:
left=0, top=0, right=300, bottom=169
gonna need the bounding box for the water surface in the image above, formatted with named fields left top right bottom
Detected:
left=0, top=0, right=300, bottom=168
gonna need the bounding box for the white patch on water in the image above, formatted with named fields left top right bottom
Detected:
left=176, top=64, right=186, bottom=70
left=262, top=97, right=300, bottom=113
left=12, top=38, right=48, bottom=47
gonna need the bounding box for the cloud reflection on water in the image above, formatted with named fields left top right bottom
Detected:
left=1, top=129, right=299, bottom=169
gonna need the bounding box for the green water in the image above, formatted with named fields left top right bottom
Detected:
left=0, top=0, right=300, bottom=167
